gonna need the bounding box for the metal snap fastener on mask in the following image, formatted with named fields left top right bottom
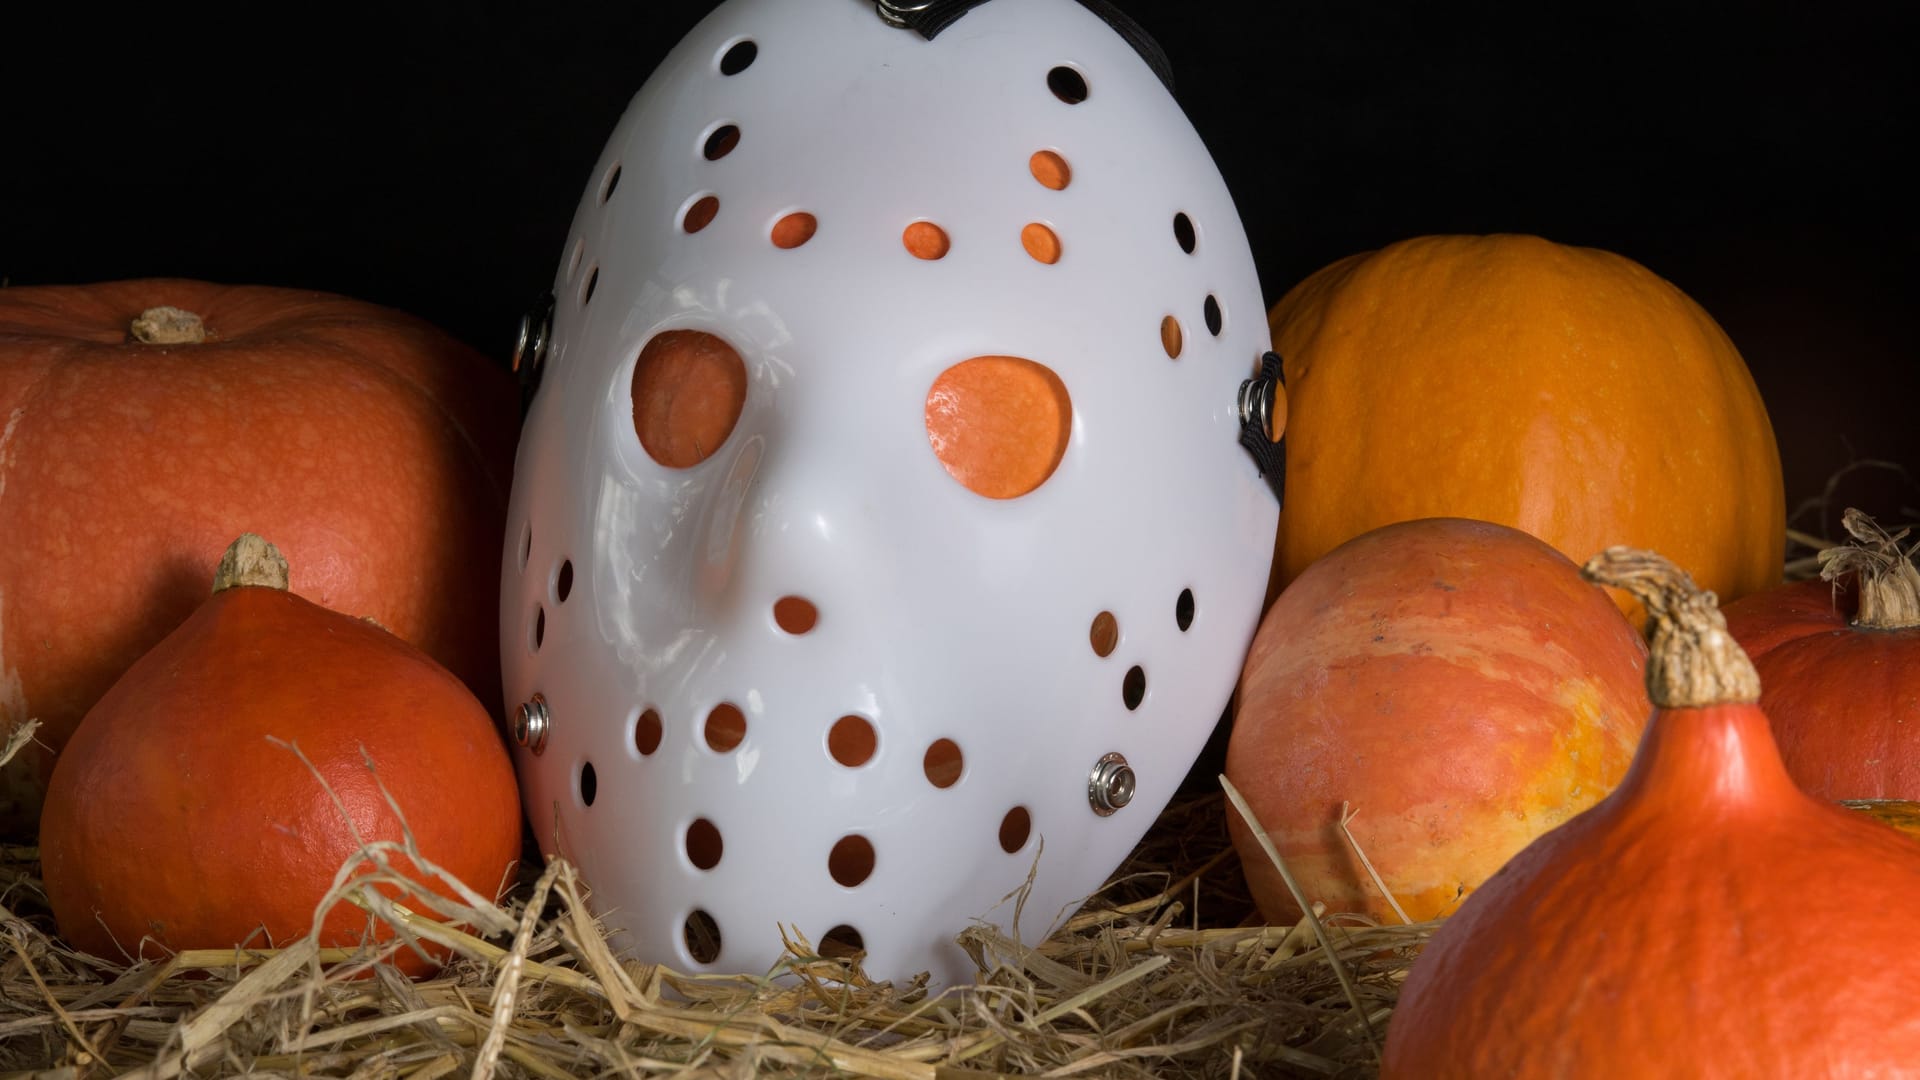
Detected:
left=514, top=693, right=551, bottom=755
left=512, top=291, right=556, bottom=405
left=1088, top=752, right=1136, bottom=816
left=1237, top=350, right=1287, bottom=506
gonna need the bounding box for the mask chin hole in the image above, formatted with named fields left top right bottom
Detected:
left=924, top=738, right=964, bottom=788
left=773, top=595, right=818, bottom=634
left=829, top=715, right=877, bottom=768
left=925, top=355, right=1071, bottom=499
left=632, top=330, right=747, bottom=469
left=705, top=703, right=747, bottom=753
left=684, top=910, right=723, bottom=964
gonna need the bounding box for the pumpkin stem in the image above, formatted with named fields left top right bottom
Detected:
left=1818, top=508, right=1920, bottom=631
left=129, top=306, right=207, bottom=345
left=1581, top=547, right=1760, bottom=708
left=212, top=534, right=291, bottom=594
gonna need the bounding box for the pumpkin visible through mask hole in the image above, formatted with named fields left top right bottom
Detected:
left=633, top=330, right=747, bottom=469
left=925, top=356, right=1070, bottom=499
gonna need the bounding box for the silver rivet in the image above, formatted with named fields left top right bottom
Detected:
left=512, top=292, right=555, bottom=386
left=514, top=693, right=550, bottom=755
left=1237, top=374, right=1279, bottom=439
left=875, top=0, right=937, bottom=27
left=1088, top=752, right=1135, bottom=816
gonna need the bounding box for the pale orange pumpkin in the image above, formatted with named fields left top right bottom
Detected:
left=0, top=280, right=519, bottom=839
left=1226, top=517, right=1649, bottom=925
left=1265, top=234, right=1786, bottom=621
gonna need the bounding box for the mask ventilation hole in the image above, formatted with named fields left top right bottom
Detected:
left=529, top=606, right=546, bottom=652
left=599, top=163, right=622, bottom=205
left=1123, top=665, right=1146, bottom=710
left=635, top=707, right=663, bottom=756
left=925, top=355, right=1071, bottom=499
left=682, top=194, right=720, bottom=233
left=517, top=523, right=532, bottom=571
left=903, top=221, right=951, bottom=260
left=1176, top=589, right=1196, bottom=631
left=705, top=703, right=747, bottom=753
left=703, top=124, right=740, bottom=161
left=555, top=560, right=574, bottom=603
left=1173, top=213, right=1196, bottom=254
left=581, top=267, right=599, bottom=307
left=1160, top=315, right=1183, bottom=359
left=828, top=715, right=877, bottom=768
left=1089, top=611, right=1118, bottom=657
left=771, top=211, right=817, bottom=249
left=820, top=924, right=865, bottom=960
left=686, top=818, right=723, bottom=870
left=1204, top=295, right=1223, bottom=337
left=924, top=739, right=964, bottom=788
left=999, top=806, right=1032, bottom=853
left=718, top=39, right=756, bottom=76
left=1021, top=223, right=1061, bottom=264
left=773, top=596, right=818, bottom=634
left=828, top=835, right=876, bottom=888
left=579, top=761, right=598, bottom=807
left=1029, top=150, right=1071, bottom=191
left=632, top=330, right=747, bottom=470
left=1047, top=65, right=1088, bottom=104
left=684, top=910, right=722, bottom=964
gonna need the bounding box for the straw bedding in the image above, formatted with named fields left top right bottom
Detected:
left=0, top=782, right=1426, bottom=1079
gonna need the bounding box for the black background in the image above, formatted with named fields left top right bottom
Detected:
left=5, top=1, right=1914, bottom=538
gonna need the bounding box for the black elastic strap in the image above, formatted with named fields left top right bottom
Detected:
left=889, top=0, right=1177, bottom=95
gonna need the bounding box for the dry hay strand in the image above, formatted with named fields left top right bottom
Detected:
left=0, top=786, right=1431, bottom=1079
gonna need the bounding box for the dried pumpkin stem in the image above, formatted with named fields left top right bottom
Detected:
left=1581, top=547, right=1760, bottom=708
left=1818, top=508, right=1920, bottom=630
left=129, top=306, right=208, bottom=345
left=212, top=533, right=292, bottom=593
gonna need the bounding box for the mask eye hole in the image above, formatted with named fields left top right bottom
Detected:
left=632, top=330, right=747, bottom=469
left=925, top=355, right=1071, bottom=499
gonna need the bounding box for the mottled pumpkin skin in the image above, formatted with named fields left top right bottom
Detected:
left=1266, top=234, right=1785, bottom=621
left=1383, top=704, right=1920, bottom=1077
left=1724, top=578, right=1920, bottom=799
left=1225, top=518, right=1649, bottom=924
left=39, top=582, right=523, bottom=973
left=0, top=281, right=519, bottom=839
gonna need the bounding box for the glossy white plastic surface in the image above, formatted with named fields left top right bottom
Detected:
left=501, top=0, right=1279, bottom=991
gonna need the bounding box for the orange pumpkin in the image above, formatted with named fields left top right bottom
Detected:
left=39, top=535, right=522, bottom=973
left=0, top=281, right=519, bottom=838
left=1265, top=234, right=1785, bottom=621
left=1225, top=517, right=1649, bottom=925
left=1721, top=508, right=1920, bottom=800
left=1381, top=548, right=1920, bottom=1077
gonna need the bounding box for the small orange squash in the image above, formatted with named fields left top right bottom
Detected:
left=1721, top=508, right=1920, bottom=800
left=1381, top=548, right=1920, bottom=1077
left=1225, top=517, right=1649, bottom=925
left=0, top=281, right=519, bottom=839
left=39, top=535, right=523, bottom=973
left=1265, top=234, right=1785, bottom=621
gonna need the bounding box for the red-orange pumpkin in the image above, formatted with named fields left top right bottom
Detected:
left=1721, top=508, right=1920, bottom=800
left=1225, top=517, right=1649, bottom=925
left=1381, top=548, right=1920, bottom=1077
left=0, top=281, right=519, bottom=838
left=39, top=535, right=522, bottom=973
